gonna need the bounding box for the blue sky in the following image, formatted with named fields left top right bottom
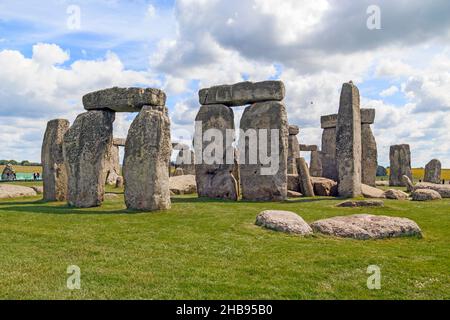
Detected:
left=0, top=0, right=449, bottom=167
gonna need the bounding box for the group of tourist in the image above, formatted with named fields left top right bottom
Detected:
left=33, top=172, right=41, bottom=181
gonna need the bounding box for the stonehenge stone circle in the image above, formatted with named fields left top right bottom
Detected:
left=83, top=87, right=166, bottom=112
left=287, top=125, right=300, bottom=175
left=240, top=101, right=288, bottom=201
left=424, top=159, right=441, bottom=184
left=309, top=150, right=323, bottom=177
left=296, top=157, right=315, bottom=197
left=199, top=81, right=285, bottom=107
left=195, top=104, right=238, bottom=200
left=123, top=106, right=172, bottom=211
left=63, top=110, right=115, bottom=208
left=336, top=82, right=362, bottom=198
left=389, top=144, right=412, bottom=186
left=42, top=119, right=70, bottom=201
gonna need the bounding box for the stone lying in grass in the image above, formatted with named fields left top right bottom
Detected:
left=256, top=210, right=312, bottom=236
left=287, top=190, right=302, bottom=198
left=411, top=189, right=442, bottom=201
left=311, top=177, right=338, bottom=196
left=0, top=184, right=37, bottom=199
left=169, top=175, right=197, bottom=195
left=361, top=184, right=385, bottom=199
left=336, top=200, right=384, bottom=208
left=310, top=214, right=422, bottom=240
left=31, top=186, right=44, bottom=195
left=384, top=189, right=409, bottom=200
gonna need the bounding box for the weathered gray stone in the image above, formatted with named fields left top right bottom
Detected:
left=195, top=105, right=238, bottom=200
left=336, top=82, right=362, bottom=198
left=424, top=159, right=441, bottom=184
left=287, top=174, right=300, bottom=192
left=287, top=129, right=300, bottom=175
left=288, top=125, right=299, bottom=135
left=321, top=114, right=338, bottom=129
left=311, top=177, right=338, bottom=197
left=1, top=164, right=15, bottom=181
left=376, top=165, right=387, bottom=177
left=336, top=200, right=384, bottom=208
left=104, top=140, right=121, bottom=186
left=83, top=87, right=166, bottom=112
left=361, top=184, right=385, bottom=199
left=361, top=108, right=375, bottom=124
left=411, top=189, right=442, bottom=201
left=239, top=101, right=288, bottom=201
left=287, top=190, right=303, bottom=198
left=199, top=81, right=285, bottom=106
left=41, top=119, right=70, bottom=201
left=309, top=150, right=322, bottom=177
left=63, top=111, right=115, bottom=208
left=311, top=214, right=422, bottom=239
left=384, top=189, right=409, bottom=200
left=320, top=128, right=338, bottom=181
left=296, top=157, right=314, bottom=197
left=300, top=144, right=318, bottom=152
left=389, top=144, right=412, bottom=186
left=169, top=175, right=197, bottom=195
left=123, top=106, right=171, bottom=211
left=256, top=210, right=312, bottom=235
left=0, top=184, right=37, bottom=199
left=31, top=186, right=44, bottom=194
left=361, top=124, right=377, bottom=186
left=403, top=175, right=450, bottom=198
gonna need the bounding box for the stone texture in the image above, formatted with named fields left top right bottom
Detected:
left=0, top=184, right=37, bottom=199
left=287, top=129, right=300, bottom=175
left=116, top=176, right=124, bottom=188
left=169, top=175, right=197, bottom=195
left=361, top=108, right=376, bottom=124
left=336, top=200, right=384, bottom=208
left=404, top=175, right=450, bottom=198
left=256, top=210, right=312, bottom=235
left=361, top=124, right=377, bottom=186
left=411, top=189, right=442, bottom=201
left=361, top=184, right=386, bottom=199
left=288, top=125, right=299, bottom=135
left=389, top=144, right=412, bottom=186
left=320, top=128, right=338, bottom=181
left=63, top=111, right=115, bottom=208
left=123, top=106, right=171, bottom=211
left=309, top=150, right=322, bottom=177
left=336, top=82, right=362, bottom=198
left=199, top=81, right=285, bottom=107
left=299, top=144, right=318, bottom=152
left=424, top=159, right=441, bottom=184
left=321, top=114, right=338, bottom=129
left=1, top=164, right=15, bottom=180
left=113, top=138, right=126, bottom=146
left=239, top=101, right=288, bottom=201
left=176, top=149, right=196, bottom=175
left=195, top=104, right=238, bottom=200
left=174, top=168, right=184, bottom=176
left=31, top=186, right=44, bottom=194
left=287, top=174, right=300, bottom=192
left=83, top=87, right=166, bottom=112
left=311, top=177, right=338, bottom=197
left=287, top=190, right=303, bottom=198
left=296, top=157, right=314, bottom=197
left=104, top=140, right=121, bottom=186
left=384, top=189, right=409, bottom=200
left=311, top=214, right=422, bottom=239
left=376, top=166, right=387, bottom=176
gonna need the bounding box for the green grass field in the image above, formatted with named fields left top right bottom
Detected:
left=0, top=181, right=449, bottom=300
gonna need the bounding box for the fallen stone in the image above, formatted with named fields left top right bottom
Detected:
left=199, top=81, right=285, bottom=106
left=83, top=87, right=166, bottom=112
left=169, top=175, right=197, bottom=195
left=403, top=175, right=450, bottom=198
left=287, top=190, right=303, bottom=198
left=384, top=189, right=409, bottom=200
left=337, top=200, right=384, bottom=208
left=411, top=189, right=442, bottom=201
left=0, top=184, right=37, bottom=199
left=311, top=177, right=338, bottom=197
left=296, top=157, right=315, bottom=197
left=375, top=180, right=389, bottom=187
left=310, top=214, right=422, bottom=239
left=361, top=184, right=386, bottom=199
left=256, top=210, right=312, bottom=236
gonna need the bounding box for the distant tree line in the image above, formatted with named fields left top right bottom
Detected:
left=0, top=160, right=42, bottom=166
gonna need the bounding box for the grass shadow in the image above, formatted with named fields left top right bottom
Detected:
left=0, top=203, right=132, bottom=215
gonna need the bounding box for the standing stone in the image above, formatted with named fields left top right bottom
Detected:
left=320, top=115, right=338, bottom=181
left=239, top=101, right=288, bottom=201
left=361, top=124, right=377, bottom=186
left=287, top=125, right=300, bottom=175
left=424, top=159, right=441, bottom=184
left=123, top=106, right=171, bottom=211
left=309, top=150, right=322, bottom=177
left=63, top=111, right=115, bottom=208
left=296, top=157, right=314, bottom=197
left=42, top=119, right=70, bottom=201
left=194, top=105, right=238, bottom=200
left=104, top=141, right=121, bottom=185
left=376, top=165, right=387, bottom=177
left=389, top=144, right=412, bottom=186
left=1, top=164, right=15, bottom=181
left=336, top=82, right=362, bottom=198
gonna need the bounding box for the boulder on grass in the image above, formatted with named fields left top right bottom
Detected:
left=311, top=177, right=338, bottom=196
left=169, top=175, right=197, bottom=195
left=411, top=189, right=442, bottom=201
left=384, top=189, right=408, bottom=200
left=31, top=186, right=44, bottom=194
left=310, top=214, right=422, bottom=239
left=0, top=184, right=37, bottom=199
left=361, top=184, right=386, bottom=199
left=337, top=200, right=384, bottom=208
left=256, top=210, right=312, bottom=236
left=287, top=190, right=302, bottom=198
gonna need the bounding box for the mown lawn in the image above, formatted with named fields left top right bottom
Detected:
left=0, top=185, right=449, bottom=300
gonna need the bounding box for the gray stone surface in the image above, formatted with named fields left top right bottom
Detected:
left=299, top=144, right=318, bottom=152
left=404, top=175, right=450, bottom=198
left=309, top=150, right=322, bottom=177
left=336, top=200, right=384, bottom=207
left=361, top=184, right=385, bottom=199
left=288, top=125, right=299, bottom=135
left=361, top=124, right=377, bottom=186
left=104, top=140, right=121, bottom=186
left=411, top=189, right=442, bottom=201
left=389, top=144, right=412, bottom=186
left=384, top=189, right=409, bottom=200
left=31, top=186, right=44, bottom=194
left=199, top=81, right=285, bottom=106
left=195, top=104, right=238, bottom=200
left=123, top=106, right=172, bottom=211
left=256, top=210, right=312, bottom=235
left=169, top=175, right=197, bottom=195
left=116, top=176, right=124, bottom=188
left=311, top=177, right=338, bottom=196
left=376, top=166, right=387, bottom=177
left=296, top=157, right=314, bottom=197
left=321, top=114, right=338, bottom=129
left=1, top=164, right=15, bottom=181
left=63, top=111, right=115, bottom=208
left=42, top=119, right=70, bottom=201
left=287, top=128, right=300, bottom=175
left=311, top=214, right=422, bottom=239
left=336, top=82, right=362, bottom=198
left=83, top=87, right=166, bottom=112
left=287, top=174, right=300, bottom=192
left=320, top=128, right=338, bottom=181
left=239, top=101, right=288, bottom=201
left=361, top=108, right=375, bottom=124
left=424, top=159, right=441, bottom=184
left=0, top=184, right=37, bottom=199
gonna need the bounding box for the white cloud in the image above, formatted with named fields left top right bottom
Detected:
left=380, top=85, right=399, bottom=97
